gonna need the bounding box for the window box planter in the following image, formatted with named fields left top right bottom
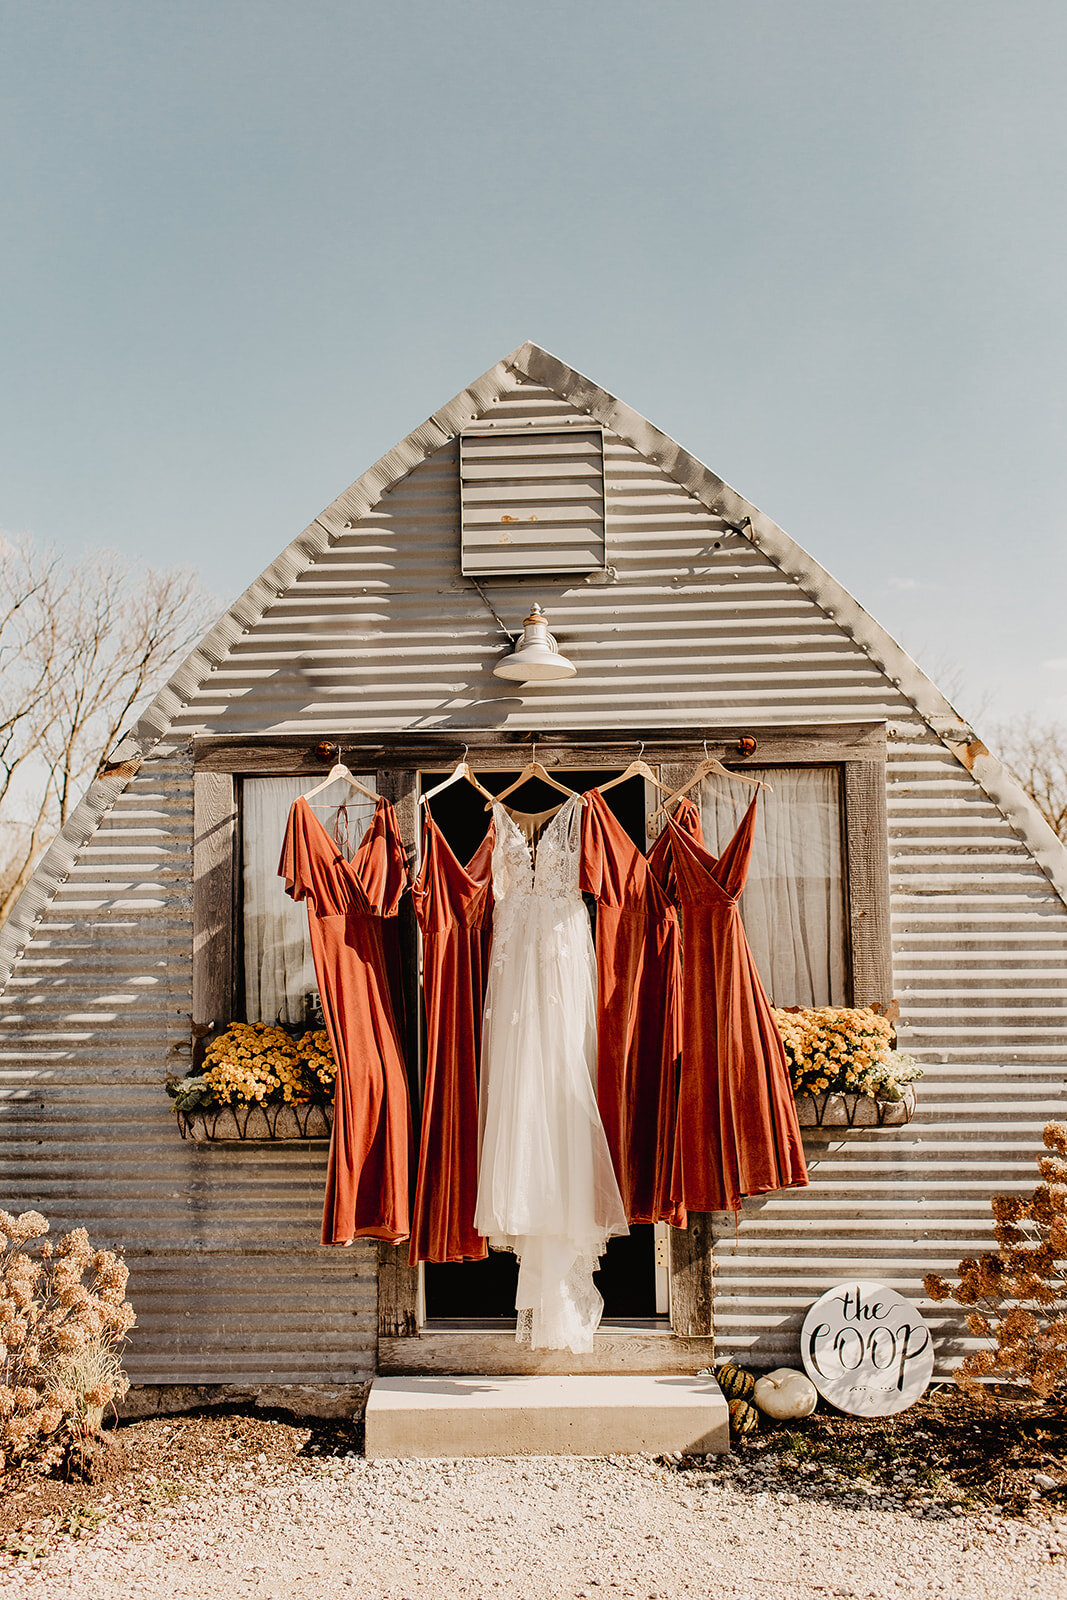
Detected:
left=176, top=1102, right=333, bottom=1142
left=793, top=1085, right=915, bottom=1129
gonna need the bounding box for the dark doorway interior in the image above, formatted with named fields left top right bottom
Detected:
left=419, top=766, right=658, bottom=1325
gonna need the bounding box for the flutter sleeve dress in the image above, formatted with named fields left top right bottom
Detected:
left=580, top=788, right=685, bottom=1228
left=279, top=795, right=413, bottom=1246
left=409, top=810, right=494, bottom=1265
left=648, top=795, right=808, bottom=1214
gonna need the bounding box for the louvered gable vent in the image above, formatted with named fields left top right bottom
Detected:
left=459, top=426, right=606, bottom=576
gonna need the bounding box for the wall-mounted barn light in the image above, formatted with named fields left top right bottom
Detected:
left=492, top=604, right=577, bottom=683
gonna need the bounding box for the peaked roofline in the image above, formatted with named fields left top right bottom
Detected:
left=3, top=343, right=1065, bottom=987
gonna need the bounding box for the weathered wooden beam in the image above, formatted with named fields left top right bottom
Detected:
left=377, top=1243, right=420, bottom=1340
left=375, top=765, right=422, bottom=1341
left=192, top=771, right=236, bottom=1032
left=669, top=1215, right=715, bottom=1339
left=655, top=757, right=716, bottom=1340
left=376, top=766, right=420, bottom=1067
left=844, top=758, right=893, bottom=1007
left=379, top=1329, right=716, bottom=1375
left=192, top=722, right=887, bottom=773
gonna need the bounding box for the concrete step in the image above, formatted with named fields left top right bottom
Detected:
left=364, top=1374, right=729, bottom=1459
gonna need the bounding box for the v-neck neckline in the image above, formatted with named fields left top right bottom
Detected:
left=586, top=785, right=665, bottom=866
left=296, top=792, right=381, bottom=864
left=493, top=793, right=575, bottom=868
left=662, top=792, right=758, bottom=893
left=424, top=808, right=493, bottom=883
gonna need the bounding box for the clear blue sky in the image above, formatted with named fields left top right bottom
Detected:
left=3, top=1, right=1064, bottom=725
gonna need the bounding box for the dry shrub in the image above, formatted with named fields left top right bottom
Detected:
left=0, top=1210, right=135, bottom=1473
left=924, top=1121, right=1067, bottom=1404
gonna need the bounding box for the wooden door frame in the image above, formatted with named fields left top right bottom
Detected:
left=192, top=722, right=891, bottom=1373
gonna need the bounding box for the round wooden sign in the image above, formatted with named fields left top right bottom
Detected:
left=800, top=1280, right=934, bottom=1416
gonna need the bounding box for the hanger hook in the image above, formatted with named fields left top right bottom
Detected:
left=637, top=740, right=645, bottom=760
left=532, top=739, right=537, bottom=766
left=460, top=744, right=469, bottom=763
left=703, top=739, right=709, bottom=760
left=336, top=742, right=343, bottom=766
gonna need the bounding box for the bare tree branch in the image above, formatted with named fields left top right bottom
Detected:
left=0, top=537, right=216, bottom=925
left=989, top=717, right=1067, bottom=842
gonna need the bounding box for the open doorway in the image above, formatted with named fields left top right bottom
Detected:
left=418, top=765, right=663, bottom=1328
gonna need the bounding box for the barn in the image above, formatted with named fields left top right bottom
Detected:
left=2, top=343, right=1064, bottom=1428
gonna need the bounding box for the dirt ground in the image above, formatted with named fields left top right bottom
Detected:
left=0, top=1388, right=1063, bottom=1593
left=0, top=1408, right=362, bottom=1559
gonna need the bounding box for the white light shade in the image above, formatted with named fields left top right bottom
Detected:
left=492, top=605, right=578, bottom=683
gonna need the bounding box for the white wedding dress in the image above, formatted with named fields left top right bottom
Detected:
left=474, top=794, right=629, bottom=1353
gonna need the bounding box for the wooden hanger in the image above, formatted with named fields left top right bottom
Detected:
left=303, top=747, right=378, bottom=807
left=486, top=743, right=578, bottom=811
left=649, top=742, right=771, bottom=823
left=596, top=743, right=672, bottom=797
left=420, top=749, right=495, bottom=807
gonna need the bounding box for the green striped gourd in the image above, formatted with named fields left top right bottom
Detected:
left=728, top=1397, right=760, bottom=1436
left=716, top=1363, right=755, bottom=1401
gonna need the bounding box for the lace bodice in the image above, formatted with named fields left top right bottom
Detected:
left=489, top=795, right=582, bottom=908
left=477, top=790, right=628, bottom=1352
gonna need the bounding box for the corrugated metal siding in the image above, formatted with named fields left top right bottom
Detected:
left=3, top=361, right=1065, bottom=1382
left=459, top=426, right=606, bottom=575
left=168, top=383, right=898, bottom=739
left=713, top=726, right=1067, bottom=1365
left=122, top=1252, right=375, bottom=1383
left=0, top=746, right=377, bottom=1384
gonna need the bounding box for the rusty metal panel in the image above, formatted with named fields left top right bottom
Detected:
left=460, top=427, right=606, bottom=575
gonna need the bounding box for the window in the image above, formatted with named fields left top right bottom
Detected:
left=698, top=767, right=848, bottom=1007
left=193, top=730, right=890, bottom=1355
left=240, top=776, right=376, bottom=1026
left=192, top=726, right=890, bottom=1064
left=459, top=427, right=606, bottom=576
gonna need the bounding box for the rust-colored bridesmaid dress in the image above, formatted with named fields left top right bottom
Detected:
left=409, top=810, right=494, bottom=1264
left=279, top=796, right=413, bottom=1246
left=649, top=795, right=808, bottom=1213
left=580, top=789, right=685, bottom=1228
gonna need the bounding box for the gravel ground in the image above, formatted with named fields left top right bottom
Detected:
left=1, top=1450, right=1062, bottom=1600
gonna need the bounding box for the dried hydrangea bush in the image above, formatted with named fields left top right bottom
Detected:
left=924, top=1120, right=1067, bottom=1404
left=0, top=1210, right=135, bottom=1472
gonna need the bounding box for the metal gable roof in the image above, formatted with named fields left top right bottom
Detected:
left=2, top=341, right=1065, bottom=992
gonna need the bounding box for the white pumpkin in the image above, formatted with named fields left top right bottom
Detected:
left=752, top=1367, right=818, bottom=1420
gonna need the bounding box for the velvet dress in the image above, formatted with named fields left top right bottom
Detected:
left=580, top=788, right=685, bottom=1228
left=409, top=810, right=494, bottom=1265
left=649, top=795, right=808, bottom=1213
left=279, top=795, right=413, bottom=1246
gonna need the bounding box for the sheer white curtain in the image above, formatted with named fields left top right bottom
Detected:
left=242, top=776, right=377, bottom=1025
left=698, top=767, right=847, bottom=1007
